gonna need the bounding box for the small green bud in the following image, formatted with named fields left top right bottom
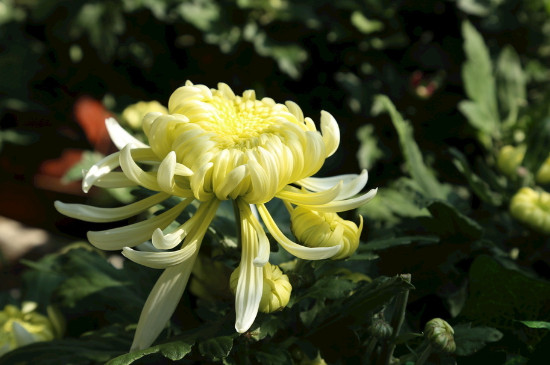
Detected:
left=424, top=318, right=456, bottom=353
left=536, top=156, right=550, bottom=184
left=510, top=187, right=550, bottom=234
left=368, top=318, right=393, bottom=340
left=497, top=145, right=526, bottom=177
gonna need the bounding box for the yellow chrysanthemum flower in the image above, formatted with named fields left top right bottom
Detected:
left=0, top=302, right=63, bottom=356
left=121, top=100, right=168, bottom=130
left=510, top=187, right=550, bottom=234
left=55, top=81, right=377, bottom=351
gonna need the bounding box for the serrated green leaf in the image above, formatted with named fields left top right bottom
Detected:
left=450, top=148, right=503, bottom=206
left=461, top=21, right=499, bottom=137
left=106, top=339, right=194, bottom=365
left=198, top=336, right=234, bottom=361
left=372, top=95, right=447, bottom=200
left=519, top=321, right=550, bottom=330
left=453, top=323, right=503, bottom=356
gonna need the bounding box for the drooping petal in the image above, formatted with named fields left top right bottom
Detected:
left=157, top=151, right=193, bottom=196
left=87, top=199, right=190, bottom=250
left=93, top=172, right=138, bottom=188
left=54, top=192, right=170, bottom=223
left=299, top=188, right=378, bottom=212
left=275, top=182, right=342, bottom=206
left=234, top=200, right=263, bottom=333
left=130, top=262, right=193, bottom=351
left=120, top=145, right=162, bottom=192
left=256, top=204, right=341, bottom=260
left=105, top=117, right=149, bottom=150
left=122, top=241, right=199, bottom=269
left=297, top=169, right=369, bottom=200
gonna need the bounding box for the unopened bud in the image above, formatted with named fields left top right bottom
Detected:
left=536, top=156, right=550, bottom=184
left=424, top=318, right=456, bottom=353
left=368, top=318, right=393, bottom=340
left=497, top=145, right=525, bottom=177
left=230, top=263, right=292, bottom=313
left=510, top=187, right=550, bottom=234
left=121, top=100, right=168, bottom=130
left=290, top=206, right=362, bottom=260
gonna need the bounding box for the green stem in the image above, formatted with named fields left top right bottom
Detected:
left=414, top=344, right=433, bottom=365
left=364, top=337, right=378, bottom=363
left=377, top=274, right=412, bottom=365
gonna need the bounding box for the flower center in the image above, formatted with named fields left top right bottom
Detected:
left=196, top=95, right=288, bottom=150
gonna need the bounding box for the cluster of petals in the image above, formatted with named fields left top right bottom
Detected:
left=510, top=187, right=550, bottom=234
left=55, top=81, right=377, bottom=351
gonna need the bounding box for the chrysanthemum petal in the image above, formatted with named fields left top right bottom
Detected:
left=320, top=111, right=340, bottom=157
left=297, top=169, right=369, bottom=200
left=105, top=117, right=149, bottom=150
left=94, top=172, right=138, bottom=188
left=299, top=188, right=378, bottom=212
left=87, top=200, right=190, bottom=250
left=275, top=181, right=342, bottom=206
left=54, top=192, right=170, bottom=223
left=120, top=145, right=163, bottom=192
left=82, top=152, right=121, bottom=193
left=122, top=241, right=199, bottom=269
left=257, top=204, right=341, bottom=260
left=235, top=201, right=263, bottom=333
left=130, top=262, right=193, bottom=351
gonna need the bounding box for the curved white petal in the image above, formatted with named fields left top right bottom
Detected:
left=235, top=202, right=263, bottom=333
left=320, top=111, right=340, bottom=157
left=130, top=261, right=194, bottom=351
left=54, top=192, right=169, bottom=223
left=87, top=200, right=190, bottom=250
left=12, top=321, right=37, bottom=346
left=82, top=152, right=121, bottom=193
left=94, top=172, right=138, bottom=188
left=275, top=181, right=342, bottom=206
left=122, top=241, right=199, bottom=269
left=299, top=188, right=378, bottom=213
left=297, top=170, right=368, bottom=196
left=105, top=117, right=149, bottom=150
left=256, top=204, right=340, bottom=260
left=120, top=145, right=162, bottom=192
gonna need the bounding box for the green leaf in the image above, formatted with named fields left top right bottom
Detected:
left=254, top=345, right=293, bottom=365
left=453, top=323, right=503, bottom=356
left=460, top=256, right=550, bottom=335
left=425, top=200, right=483, bottom=240
left=0, top=324, right=132, bottom=365
left=372, top=95, right=447, bottom=200
left=461, top=21, right=499, bottom=137
left=362, top=235, right=439, bottom=251
left=519, top=321, right=550, bottom=330
left=450, top=148, right=503, bottom=206
left=356, top=124, right=384, bottom=170
left=198, top=336, right=234, bottom=361
left=496, top=46, right=526, bottom=124
left=106, top=339, right=194, bottom=365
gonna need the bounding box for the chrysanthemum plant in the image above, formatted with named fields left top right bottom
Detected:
left=55, top=81, right=379, bottom=351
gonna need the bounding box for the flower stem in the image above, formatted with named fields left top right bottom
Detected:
left=414, top=344, right=433, bottom=365
left=377, top=274, right=412, bottom=365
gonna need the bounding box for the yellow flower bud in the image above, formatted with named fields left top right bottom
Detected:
left=0, top=302, right=62, bottom=356
left=230, top=263, right=292, bottom=313
left=424, top=318, right=456, bottom=353
left=121, top=100, right=168, bottom=130
left=497, top=145, right=526, bottom=177
left=536, top=156, right=550, bottom=185
left=510, top=187, right=550, bottom=234
left=290, top=206, right=363, bottom=260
